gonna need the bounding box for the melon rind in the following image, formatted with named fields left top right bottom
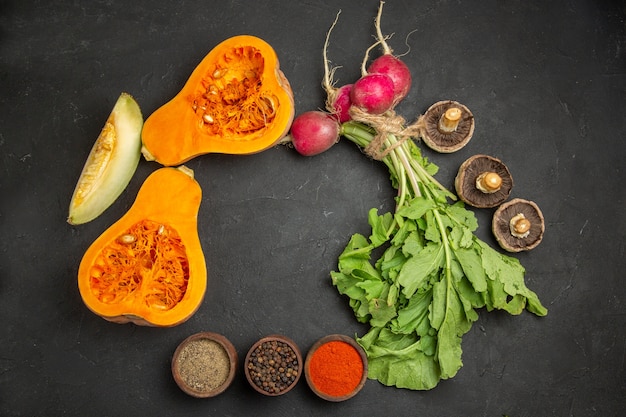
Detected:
left=68, top=93, right=143, bottom=225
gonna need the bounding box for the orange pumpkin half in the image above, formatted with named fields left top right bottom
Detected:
left=141, top=35, right=295, bottom=166
left=77, top=166, right=206, bottom=327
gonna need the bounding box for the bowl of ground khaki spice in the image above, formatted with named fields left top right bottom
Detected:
left=171, top=332, right=237, bottom=398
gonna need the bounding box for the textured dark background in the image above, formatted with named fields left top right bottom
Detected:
left=1, top=1, right=625, bottom=416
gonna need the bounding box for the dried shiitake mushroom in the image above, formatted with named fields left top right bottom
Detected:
left=455, top=154, right=513, bottom=208
left=420, top=100, right=475, bottom=153
left=492, top=198, right=545, bottom=252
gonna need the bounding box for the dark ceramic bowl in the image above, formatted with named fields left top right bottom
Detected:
left=244, top=334, right=303, bottom=396
left=304, top=334, right=368, bottom=402
left=171, top=331, right=238, bottom=398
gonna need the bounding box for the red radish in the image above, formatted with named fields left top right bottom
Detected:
left=333, top=84, right=353, bottom=122
left=350, top=73, right=395, bottom=115
left=290, top=111, right=340, bottom=156
left=367, top=54, right=412, bottom=103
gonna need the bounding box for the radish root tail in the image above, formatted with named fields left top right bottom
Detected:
left=360, top=1, right=394, bottom=74
left=375, top=1, right=393, bottom=55
left=322, top=10, right=341, bottom=99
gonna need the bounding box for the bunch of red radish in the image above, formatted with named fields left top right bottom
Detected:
left=289, top=5, right=412, bottom=156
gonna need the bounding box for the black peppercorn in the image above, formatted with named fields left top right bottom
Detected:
left=245, top=336, right=302, bottom=396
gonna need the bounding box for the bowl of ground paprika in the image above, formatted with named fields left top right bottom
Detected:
left=244, top=334, right=303, bottom=396
left=171, top=331, right=238, bottom=398
left=304, top=334, right=368, bottom=402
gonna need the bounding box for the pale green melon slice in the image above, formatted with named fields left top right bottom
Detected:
left=68, top=93, right=143, bottom=225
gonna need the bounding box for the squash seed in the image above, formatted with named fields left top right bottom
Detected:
left=118, top=234, right=136, bottom=244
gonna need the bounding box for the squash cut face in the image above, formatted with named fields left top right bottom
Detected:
left=193, top=45, right=279, bottom=137
left=88, top=220, right=190, bottom=311
left=78, top=167, right=206, bottom=327
left=141, top=35, right=294, bottom=166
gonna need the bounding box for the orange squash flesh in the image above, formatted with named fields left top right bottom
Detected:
left=77, top=167, right=206, bottom=327
left=141, top=35, right=295, bottom=166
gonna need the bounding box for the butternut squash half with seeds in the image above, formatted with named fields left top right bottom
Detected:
left=141, top=35, right=295, bottom=166
left=78, top=166, right=206, bottom=327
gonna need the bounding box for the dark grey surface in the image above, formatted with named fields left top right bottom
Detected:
left=1, top=1, right=625, bottom=416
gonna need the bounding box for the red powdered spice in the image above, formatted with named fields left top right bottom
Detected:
left=308, top=340, right=364, bottom=397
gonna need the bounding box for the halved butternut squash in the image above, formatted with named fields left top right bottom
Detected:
left=77, top=166, right=206, bottom=327
left=141, top=35, right=294, bottom=166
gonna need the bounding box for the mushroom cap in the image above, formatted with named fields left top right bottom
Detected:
left=420, top=100, right=475, bottom=153
left=454, top=154, right=513, bottom=208
left=492, top=198, right=545, bottom=252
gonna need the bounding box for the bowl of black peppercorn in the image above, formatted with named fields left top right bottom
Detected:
left=244, top=334, right=302, bottom=396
